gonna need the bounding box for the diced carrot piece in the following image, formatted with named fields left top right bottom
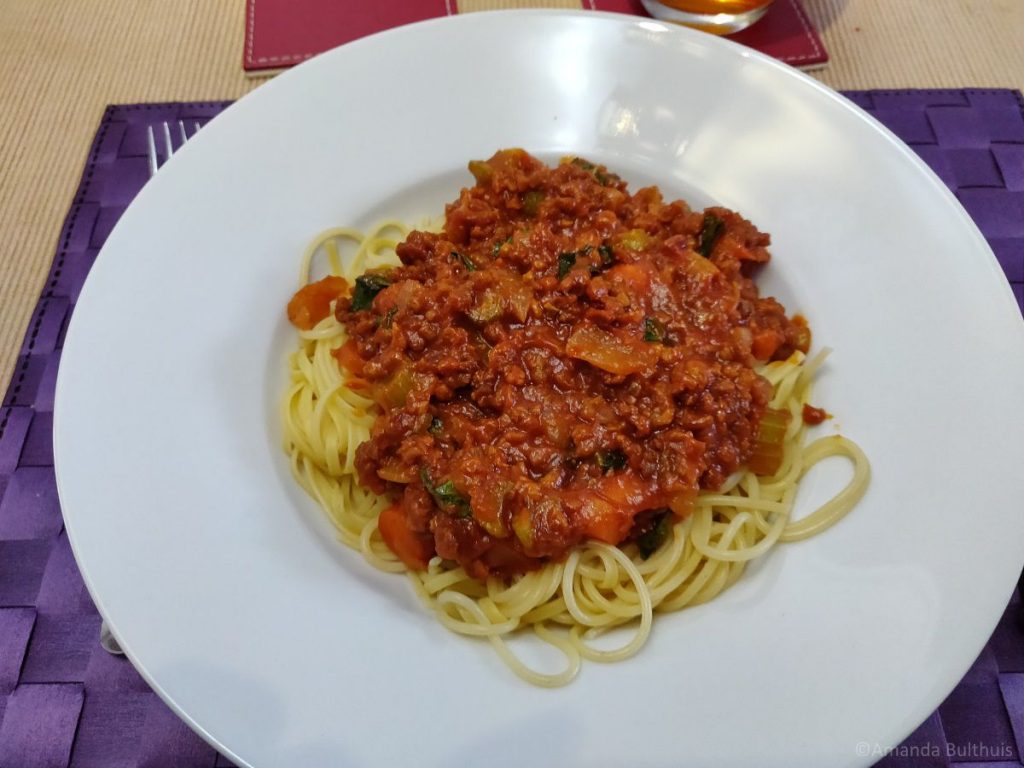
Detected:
left=482, top=543, right=535, bottom=575
left=332, top=338, right=365, bottom=376
left=344, top=377, right=370, bottom=392
left=377, top=504, right=434, bottom=571
left=751, top=330, right=782, bottom=361
left=578, top=495, right=631, bottom=544
left=578, top=474, right=649, bottom=544
left=606, top=262, right=651, bottom=294
left=791, top=315, right=812, bottom=353
left=666, top=489, right=696, bottom=518
left=286, top=276, right=348, bottom=330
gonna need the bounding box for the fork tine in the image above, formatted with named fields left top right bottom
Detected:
left=162, top=121, right=174, bottom=159
left=99, top=621, right=124, bottom=655
left=178, top=119, right=188, bottom=145
left=146, top=125, right=158, bottom=178
left=193, top=121, right=201, bottom=136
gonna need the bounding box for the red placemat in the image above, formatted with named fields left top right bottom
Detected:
left=0, top=90, right=1022, bottom=766
left=243, top=0, right=827, bottom=74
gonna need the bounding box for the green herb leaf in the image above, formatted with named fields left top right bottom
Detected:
left=351, top=274, right=391, bottom=312
left=428, top=417, right=443, bottom=436
left=451, top=251, right=477, bottom=272
left=570, top=157, right=619, bottom=186
left=380, top=307, right=398, bottom=330
left=420, top=468, right=472, bottom=517
left=589, top=243, right=615, bottom=275
left=492, top=236, right=512, bottom=258
left=523, top=190, right=545, bottom=217
left=638, top=511, right=671, bottom=559
left=595, top=449, right=627, bottom=471
left=698, top=213, right=725, bottom=258
left=557, top=245, right=594, bottom=279
left=557, top=251, right=576, bottom=279
left=643, top=316, right=666, bottom=343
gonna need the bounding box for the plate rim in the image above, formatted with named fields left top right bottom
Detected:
left=53, top=10, right=1024, bottom=768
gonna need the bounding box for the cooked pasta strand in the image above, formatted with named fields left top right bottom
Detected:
left=282, top=224, right=868, bottom=687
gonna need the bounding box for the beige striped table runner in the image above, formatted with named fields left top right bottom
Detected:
left=0, top=0, right=1021, bottom=393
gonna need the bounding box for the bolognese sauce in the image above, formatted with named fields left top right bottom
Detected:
left=288, top=149, right=810, bottom=580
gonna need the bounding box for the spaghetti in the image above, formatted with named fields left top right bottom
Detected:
left=282, top=215, right=870, bottom=687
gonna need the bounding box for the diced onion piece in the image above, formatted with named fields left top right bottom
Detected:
left=468, top=160, right=493, bottom=185
left=566, top=325, right=658, bottom=376
left=471, top=482, right=511, bottom=538
left=511, top=506, right=533, bottom=549
left=377, top=463, right=417, bottom=483
left=505, top=282, right=532, bottom=323
left=468, top=290, right=502, bottom=323
left=378, top=367, right=413, bottom=408
left=748, top=407, right=791, bottom=476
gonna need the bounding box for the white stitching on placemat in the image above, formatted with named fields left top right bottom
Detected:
left=255, top=53, right=315, bottom=64
left=245, top=0, right=256, bottom=65
left=246, top=0, right=687, bottom=66
left=247, top=0, right=318, bottom=66
left=782, top=0, right=823, bottom=64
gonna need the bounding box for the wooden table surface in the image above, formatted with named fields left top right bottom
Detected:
left=1, top=0, right=1021, bottom=393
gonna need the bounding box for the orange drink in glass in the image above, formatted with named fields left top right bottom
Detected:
left=640, top=0, right=775, bottom=34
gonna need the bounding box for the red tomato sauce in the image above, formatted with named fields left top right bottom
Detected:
left=802, top=404, right=830, bottom=425
left=301, top=150, right=810, bottom=579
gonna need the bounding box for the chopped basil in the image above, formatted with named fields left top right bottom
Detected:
left=595, top=449, right=627, bottom=471
left=420, top=468, right=472, bottom=517
left=698, top=212, right=725, bottom=258
left=557, top=252, right=576, bottom=279
left=351, top=274, right=391, bottom=311
left=638, top=511, right=671, bottom=559
left=557, top=245, right=594, bottom=279
left=428, top=417, right=443, bottom=436
left=570, top=157, right=618, bottom=186
left=588, top=243, right=615, bottom=275
left=379, top=307, right=398, bottom=330
left=492, top=236, right=512, bottom=258
left=643, top=316, right=666, bottom=343
left=451, top=251, right=477, bottom=272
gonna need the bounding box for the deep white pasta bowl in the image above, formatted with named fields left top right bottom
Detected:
left=54, top=10, right=1024, bottom=768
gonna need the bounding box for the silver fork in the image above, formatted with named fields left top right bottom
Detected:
left=145, top=119, right=203, bottom=177
left=99, top=119, right=202, bottom=657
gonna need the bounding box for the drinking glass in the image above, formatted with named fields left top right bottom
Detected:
left=639, top=0, right=775, bottom=35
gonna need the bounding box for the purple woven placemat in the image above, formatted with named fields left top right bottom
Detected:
left=0, top=91, right=1022, bottom=767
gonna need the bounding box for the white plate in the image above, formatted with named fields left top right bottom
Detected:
left=54, top=10, right=1024, bottom=768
